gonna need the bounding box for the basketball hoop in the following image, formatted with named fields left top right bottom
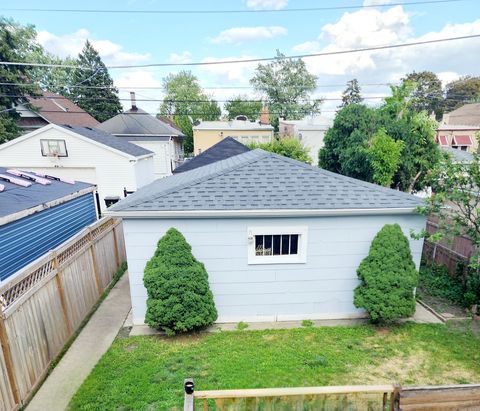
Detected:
left=47, top=152, right=60, bottom=164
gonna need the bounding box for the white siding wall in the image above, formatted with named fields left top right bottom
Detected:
left=0, top=127, right=153, bottom=210
left=134, top=156, right=155, bottom=189
left=132, top=140, right=171, bottom=178
left=123, top=214, right=426, bottom=325
left=297, top=128, right=328, bottom=166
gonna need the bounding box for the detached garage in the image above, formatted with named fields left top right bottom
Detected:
left=108, top=149, right=426, bottom=325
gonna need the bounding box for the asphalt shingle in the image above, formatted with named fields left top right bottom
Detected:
left=110, top=149, right=423, bottom=213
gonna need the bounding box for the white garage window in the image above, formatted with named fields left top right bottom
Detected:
left=247, top=226, right=308, bottom=264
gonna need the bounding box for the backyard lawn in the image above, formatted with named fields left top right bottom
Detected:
left=69, top=322, right=480, bottom=410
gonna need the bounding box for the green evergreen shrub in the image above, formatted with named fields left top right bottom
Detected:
left=354, top=224, right=419, bottom=322
left=143, top=228, right=217, bottom=334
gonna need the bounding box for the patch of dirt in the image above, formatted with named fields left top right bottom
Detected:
left=124, top=343, right=138, bottom=352
left=356, top=349, right=480, bottom=386
left=418, top=292, right=468, bottom=319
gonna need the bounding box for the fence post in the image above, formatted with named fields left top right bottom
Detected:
left=88, top=229, right=103, bottom=295
left=112, top=224, right=121, bottom=268
left=52, top=251, right=72, bottom=335
left=0, top=314, right=20, bottom=405
left=184, top=378, right=195, bottom=411
left=391, top=384, right=401, bottom=411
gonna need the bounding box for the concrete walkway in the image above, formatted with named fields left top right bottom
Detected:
left=27, top=272, right=131, bottom=411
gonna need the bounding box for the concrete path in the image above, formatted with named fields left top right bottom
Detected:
left=411, top=301, right=444, bottom=324
left=27, top=272, right=131, bottom=411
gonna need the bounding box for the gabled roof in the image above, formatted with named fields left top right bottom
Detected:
left=60, top=125, right=153, bottom=158
left=446, top=103, right=480, bottom=126
left=98, top=107, right=185, bottom=137
left=193, top=119, right=274, bottom=131
left=174, top=137, right=250, bottom=174
left=109, top=149, right=423, bottom=217
left=21, top=91, right=99, bottom=127
left=0, top=167, right=95, bottom=222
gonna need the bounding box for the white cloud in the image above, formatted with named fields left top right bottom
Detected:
left=37, top=29, right=150, bottom=66
left=363, top=0, right=392, bottom=6
left=114, top=70, right=163, bottom=113
left=168, top=51, right=192, bottom=64
left=245, top=0, right=288, bottom=10
left=200, top=55, right=258, bottom=84
left=211, top=26, right=287, bottom=44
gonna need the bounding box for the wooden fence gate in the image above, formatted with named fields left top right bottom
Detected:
left=0, top=217, right=126, bottom=411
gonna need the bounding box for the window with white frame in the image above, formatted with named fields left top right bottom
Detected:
left=40, top=139, right=68, bottom=157
left=247, top=226, right=308, bottom=264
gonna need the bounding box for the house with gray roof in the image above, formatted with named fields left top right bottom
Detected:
left=107, top=149, right=426, bottom=325
left=98, top=93, right=184, bottom=178
left=0, top=123, right=155, bottom=210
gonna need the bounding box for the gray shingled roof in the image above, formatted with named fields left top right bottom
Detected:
left=98, top=108, right=185, bottom=137
left=61, top=125, right=153, bottom=158
left=441, top=146, right=473, bottom=162
left=110, top=149, right=423, bottom=214
left=174, top=137, right=250, bottom=174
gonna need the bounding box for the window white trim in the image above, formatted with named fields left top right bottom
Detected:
left=247, top=226, right=308, bottom=265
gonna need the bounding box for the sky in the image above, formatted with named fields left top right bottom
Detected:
left=3, top=0, right=480, bottom=116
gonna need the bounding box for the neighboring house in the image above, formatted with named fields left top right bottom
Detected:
left=436, top=124, right=480, bottom=153
left=279, top=116, right=333, bottom=165
left=441, top=146, right=474, bottom=163
left=193, top=117, right=274, bottom=155
left=16, top=91, right=99, bottom=133
left=0, top=124, right=155, bottom=210
left=107, top=149, right=425, bottom=325
left=174, top=137, right=250, bottom=174
left=98, top=94, right=185, bottom=178
left=0, top=168, right=97, bottom=281
left=443, top=103, right=480, bottom=126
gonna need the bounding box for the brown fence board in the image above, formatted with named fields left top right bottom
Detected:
left=0, top=217, right=126, bottom=410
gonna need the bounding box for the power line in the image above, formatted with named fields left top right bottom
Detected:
left=1, top=34, right=479, bottom=70
left=0, top=0, right=466, bottom=14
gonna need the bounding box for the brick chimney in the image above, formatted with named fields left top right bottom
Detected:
left=130, top=91, right=137, bottom=111
left=260, top=106, right=269, bottom=125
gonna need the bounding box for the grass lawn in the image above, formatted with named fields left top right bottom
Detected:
left=69, top=322, right=480, bottom=410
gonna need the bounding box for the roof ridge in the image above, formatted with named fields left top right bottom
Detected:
left=115, top=149, right=269, bottom=210
left=268, top=151, right=422, bottom=202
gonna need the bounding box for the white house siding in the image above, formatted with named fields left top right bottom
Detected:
left=123, top=214, right=426, bottom=325
left=299, top=129, right=328, bottom=166
left=0, top=127, right=152, bottom=210
left=132, top=140, right=171, bottom=178
left=134, top=157, right=155, bottom=189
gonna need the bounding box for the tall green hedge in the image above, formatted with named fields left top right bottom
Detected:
left=354, top=223, right=418, bottom=322
left=143, top=228, right=217, bottom=334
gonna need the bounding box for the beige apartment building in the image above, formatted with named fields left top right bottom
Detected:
left=193, top=116, right=274, bottom=155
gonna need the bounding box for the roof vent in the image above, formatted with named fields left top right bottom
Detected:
left=235, top=115, right=248, bottom=121
left=85, top=127, right=93, bottom=130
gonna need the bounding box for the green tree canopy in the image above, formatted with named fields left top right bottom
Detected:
left=250, top=50, right=321, bottom=129
left=0, top=18, right=40, bottom=143
left=224, top=95, right=262, bottom=120
left=159, top=71, right=221, bottom=154
left=444, top=76, right=480, bottom=112
left=143, top=228, right=217, bottom=335
left=249, top=137, right=312, bottom=164
left=354, top=224, right=418, bottom=323
left=70, top=40, right=122, bottom=122
left=340, top=78, right=363, bottom=107
left=319, top=83, right=440, bottom=192
left=402, top=71, right=444, bottom=119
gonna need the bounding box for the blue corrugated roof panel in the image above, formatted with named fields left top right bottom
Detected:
left=0, top=193, right=97, bottom=281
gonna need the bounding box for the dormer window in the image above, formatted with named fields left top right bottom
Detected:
left=40, top=139, right=68, bottom=157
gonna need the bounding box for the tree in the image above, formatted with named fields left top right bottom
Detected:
left=143, top=228, right=217, bottom=335
left=29, top=51, right=76, bottom=95
left=366, top=128, right=404, bottom=187
left=224, top=95, right=262, bottom=120
left=402, top=71, right=443, bottom=119
left=0, top=18, right=40, bottom=143
left=340, top=79, right=363, bottom=107
left=354, top=224, right=418, bottom=322
left=444, top=76, right=480, bottom=112
left=419, top=153, right=480, bottom=308
left=319, top=104, right=378, bottom=181
left=250, top=50, right=321, bottom=129
left=249, top=137, right=312, bottom=164
left=70, top=40, right=122, bottom=122
left=159, top=71, right=221, bottom=154
left=319, top=83, right=440, bottom=193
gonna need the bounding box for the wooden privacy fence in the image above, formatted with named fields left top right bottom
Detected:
left=0, top=217, right=126, bottom=411
left=184, top=380, right=480, bottom=411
